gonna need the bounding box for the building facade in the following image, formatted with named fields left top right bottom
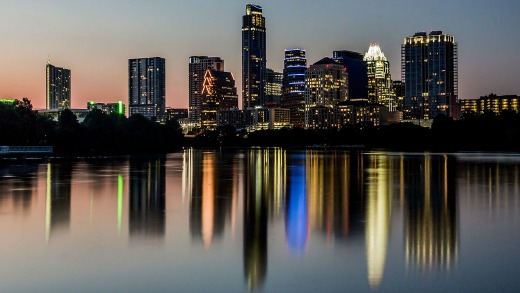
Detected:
left=364, top=44, right=394, bottom=110
left=128, top=57, right=166, bottom=121
left=460, top=94, right=520, bottom=115
left=46, top=62, right=71, bottom=109
left=334, top=101, right=384, bottom=127
left=217, top=109, right=255, bottom=130
left=87, top=101, right=125, bottom=115
left=402, top=31, right=458, bottom=120
left=189, top=56, right=224, bottom=124
left=265, top=69, right=282, bottom=106
left=304, top=57, right=348, bottom=128
left=281, top=49, right=307, bottom=128
left=216, top=107, right=290, bottom=130
left=392, top=80, right=405, bottom=112
left=200, top=69, right=238, bottom=129
left=333, top=50, right=368, bottom=100
left=165, top=108, right=189, bottom=121
left=242, top=4, right=267, bottom=109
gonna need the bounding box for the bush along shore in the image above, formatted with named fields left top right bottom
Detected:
left=2, top=99, right=520, bottom=154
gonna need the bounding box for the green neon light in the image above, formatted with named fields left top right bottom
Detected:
left=118, top=175, right=123, bottom=236
left=0, top=99, right=16, bottom=104
left=45, top=163, right=52, bottom=244
left=118, top=101, right=124, bottom=115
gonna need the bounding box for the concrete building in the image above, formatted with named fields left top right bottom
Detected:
left=304, top=57, right=348, bottom=128
left=460, top=94, right=520, bottom=116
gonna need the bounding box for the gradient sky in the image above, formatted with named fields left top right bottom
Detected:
left=1, top=0, right=519, bottom=109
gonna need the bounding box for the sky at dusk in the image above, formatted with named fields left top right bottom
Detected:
left=1, top=0, right=519, bottom=109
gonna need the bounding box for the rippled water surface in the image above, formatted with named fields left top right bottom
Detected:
left=0, top=149, right=519, bottom=292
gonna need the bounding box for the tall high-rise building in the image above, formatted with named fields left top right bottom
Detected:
left=242, top=4, right=267, bottom=109
left=265, top=69, right=282, bottom=106
left=333, top=50, right=368, bottom=100
left=200, top=69, right=238, bottom=129
left=189, top=56, right=224, bottom=124
left=402, top=31, right=458, bottom=120
left=392, top=80, right=405, bottom=111
left=46, top=61, right=71, bottom=109
left=364, top=44, right=394, bottom=110
left=305, top=57, right=348, bottom=128
left=281, top=49, right=307, bottom=128
left=128, top=57, right=166, bottom=121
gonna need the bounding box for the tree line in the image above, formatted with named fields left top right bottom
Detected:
left=2, top=98, right=520, bottom=153
left=195, top=111, right=520, bottom=152
left=0, top=98, right=184, bottom=154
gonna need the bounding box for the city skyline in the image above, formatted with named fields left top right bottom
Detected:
left=1, top=0, right=520, bottom=109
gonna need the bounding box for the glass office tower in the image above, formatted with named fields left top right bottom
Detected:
left=128, top=57, right=166, bottom=121
left=402, top=31, right=458, bottom=120
left=242, top=4, right=267, bottom=109
left=46, top=61, right=71, bottom=109
left=281, top=49, right=307, bottom=128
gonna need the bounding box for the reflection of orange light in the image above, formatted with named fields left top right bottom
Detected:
left=202, top=153, right=215, bottom=249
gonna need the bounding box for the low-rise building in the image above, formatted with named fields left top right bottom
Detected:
left=460, top=94, right=520, bottom=115
left=87, top=101, right=125, bottom=116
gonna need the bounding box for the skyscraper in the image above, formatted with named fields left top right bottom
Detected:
left=46, top=61, right=71, bottom=109
left=281, top=49, right=307, bottom=128
left=189, top=56, right=224, bottom=125
left=364, top=44, right=394, bottom=110
left=265, top=69, right=282, bottom=106
left=128, top=57, right=166, bottom=121
left=333, top=50, right=368, bottom=100
left=200, top=69, right=238, bottom=129
left=305, top=57, right=348, bottom=128
left=242, top=4, right=266, bottom=109
left=402, top=31, right=458, bottom=120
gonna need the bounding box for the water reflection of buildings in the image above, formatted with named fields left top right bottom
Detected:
left=285, top=154, right=307, bottom=254
left=185, top=149, right=238, bottom=249
left=460, top=158, right=520, bottom=218
left=306, top=151, right=366, bottom=243
left=0, top=164, right=38, bottom=212
left=244, top=149, right=286, bottom=291
left=129, top=158, right=166, bottom=241
left=404, top=155, right=458, bottom=273
left=365, top=154, right=393, bottom=290
left=45, top=162, right=73, bottom=242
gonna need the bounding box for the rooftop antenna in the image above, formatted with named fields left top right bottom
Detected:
left=47, top=55, right=51, bottom=65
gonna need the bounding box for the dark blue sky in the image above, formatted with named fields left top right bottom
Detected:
left=1, top=0, right=519, bottom=108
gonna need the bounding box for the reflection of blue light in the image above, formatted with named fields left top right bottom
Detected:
left=288, top=74, right=305, bottom=77
left=286, top=155, right=307, bottom=254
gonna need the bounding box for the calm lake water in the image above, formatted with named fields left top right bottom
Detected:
left=1, top=149, right=519, bottom=292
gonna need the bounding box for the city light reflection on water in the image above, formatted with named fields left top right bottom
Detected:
left=0, top=150, right=519, bottom=292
